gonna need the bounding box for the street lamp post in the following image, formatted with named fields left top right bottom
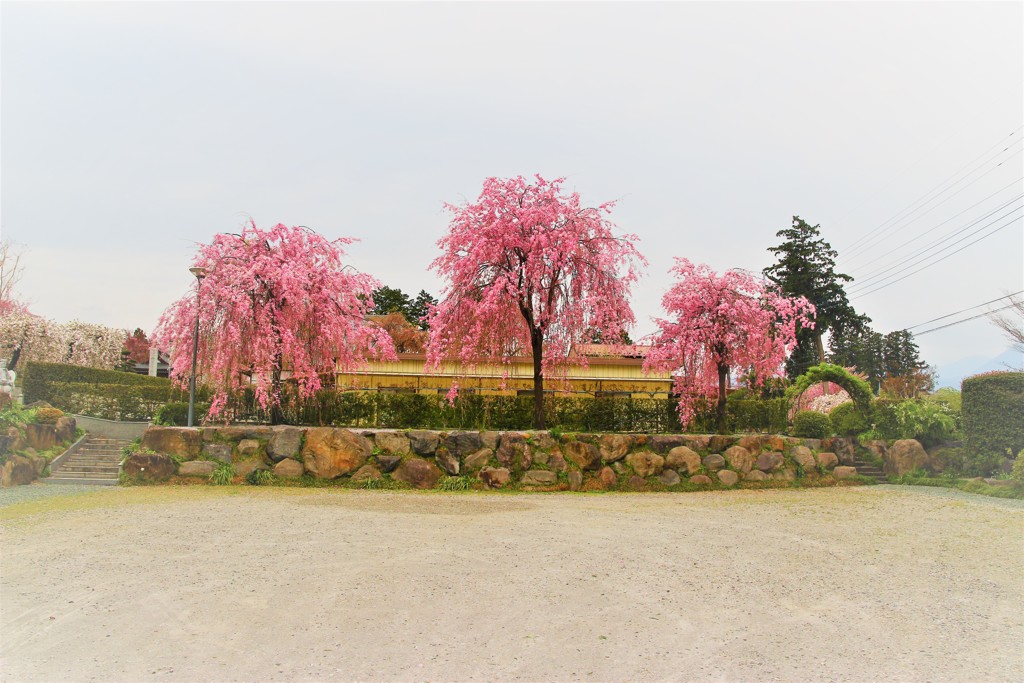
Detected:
left=187, top=266, right=208, bottom=427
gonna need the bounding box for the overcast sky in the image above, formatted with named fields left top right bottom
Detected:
left=2, top=1, right=1022, bottom=386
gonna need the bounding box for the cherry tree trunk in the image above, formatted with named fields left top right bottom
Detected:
left=716, top=363, right=729, bottom=434
left=531, top=329, right=546, bottom=430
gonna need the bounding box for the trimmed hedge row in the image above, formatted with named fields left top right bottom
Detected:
left=21, top=361, right=790, bottom=433
left=963, top=372, right=1024, bottom=463
left=220, top=389, right=790, bottom=433
left=22, top=362, right=196, bottom=421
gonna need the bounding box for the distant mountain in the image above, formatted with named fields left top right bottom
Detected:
left=935, top=347, right=1023, bottom=389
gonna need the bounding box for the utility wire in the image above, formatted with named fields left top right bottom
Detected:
left=906, top=291, right=1024, bottom=330
left=848, top=200, right=1023, bottom=291
left=848, top=182, right=1023, bottom=281
left=842, top=142, right=1024, bottom=265
left=915, top=302, right=1019, bottom=336
left=851, top=214, right=1022, bottom=299
left=839, top=127, right=1023, bottom=257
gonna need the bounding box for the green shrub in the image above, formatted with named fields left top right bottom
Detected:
left=209, top=463, right=234, bottom=485
left=154, top=402, right=211, bottom=426
left=34, top=406, right=65, bottom=424
left=246, top=469, right=275, bottom=486
left=962, top=372, right=1024, bottom=467
left=830, top=402, right=869, bottom=436
left=792, top=410, right=832, bottom=439
left=923, top=388, right=962, bottom=431
left=870, top=399, right=956, bottom=448
left=1011, top=450, right=1024, bottom=483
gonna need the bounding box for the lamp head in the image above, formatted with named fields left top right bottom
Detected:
left=189, top=266, right=208, bottom=280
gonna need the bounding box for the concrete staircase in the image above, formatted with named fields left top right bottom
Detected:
left=851, top=455, right=887, bottom=483
left=44, top=436, right=127, bottom=486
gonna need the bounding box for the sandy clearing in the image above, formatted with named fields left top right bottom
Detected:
left=1, top=486, right=1022, bottom=683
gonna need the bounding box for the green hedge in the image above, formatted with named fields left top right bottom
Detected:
left=963, top=372, right=1024, bottom=464
left=22, top=362, right=196, bottom=421
left=219, top=390, right=789, bottom=433
left=792, top=410, right=832, bottom=439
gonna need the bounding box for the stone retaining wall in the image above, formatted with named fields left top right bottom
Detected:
left=0, top=417, right=77, bottom=487
left=135, top=426, right=862, bottom=489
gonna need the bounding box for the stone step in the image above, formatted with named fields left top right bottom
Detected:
left=57, top=465, right=120, bottom=474
left=49, top=471, right=118, bottom=479
left=43, top=477, right=118, bottom=486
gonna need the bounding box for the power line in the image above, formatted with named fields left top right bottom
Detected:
left=847, top=181, right=1023, bottom=281
left=841, top=142, right=1023, bottom=265
left=915, top=302, right=1019, bottom=336
left=848, top=200, right=1023, bottom=292
left=906, top=291, right=1024, bottom=330
left=839, top=127, right=1023, bottom=258
left=851, top=214, right=1022, bottom=299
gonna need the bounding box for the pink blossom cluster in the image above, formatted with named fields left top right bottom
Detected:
left=426, top=175, right=645, bottom=397
left=643, top=258, right=815, bottom=428
left=806, top=389, right=852, bottom=414
left=153, top=222, right=396, bottom=418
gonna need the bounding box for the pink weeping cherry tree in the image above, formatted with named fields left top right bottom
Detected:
left=643, top=258, right=816, bottom=432
left=426, top=175, right=646, bottom=429
left=153, top=222, right=396, bottom=424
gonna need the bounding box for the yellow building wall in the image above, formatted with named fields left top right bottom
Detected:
left=336, top=356, right=673, bottom=398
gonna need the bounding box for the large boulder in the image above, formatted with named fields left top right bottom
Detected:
left=736, top=435, right=762, bottom=454
left=444, top=432, right=482, bottom=459
left=392, top=458, right=442, bottom=489
left=435, top=448, right=460, bottom=476
left=178, top=460, right=216, bottom=477
left=202, top=443, right=233, bottom=464
left=680, top=435, right=711, bottom=451
left=599, top=466, right=618, bottom=488
left=273, top=459, right=304, bottom=478
left=666, top=446, right=702, bottom=476
left=658, top=469, right=681, bottom=486
left=375, top=431, right=411, bottom=456
left=756, top=452, right=784, bottom=472
left=522, top=470, right=558, bottom=486
left=54, top=416, right=76, bottom=444
left=122, top=452, right=175, bottom=482
left=463, top=448, right=494, bottom=472
left=408, top=430, right=439, bottom=456
left=480, top=431, right=500, bottom=450
left=885, top=439, right=932, bottom=475
left=301, top=428, right=371, bottom=479
left=647, top=435, right=687, bottom=454
left=1, top=454, right=36, bottom=487
left=599, top=434, right=633, bottom=463
left=626, top=451, right=664, bottom=477
left=790, top=446, right=816, bottom=472
left=496, top=433, right=530, bottom=468
left=723, top=445, right=754, bottom=473
left=833, top=466, right=858, bottom=480
left=708, top=435, right=738, bottom=453
left=375, top=455, right=403, bottom=473
left=351, top=464, right=382, bottom=482
left=234, top=459, right=269, bottom=478
left=479, top=467, right=510, bottom=488
left=237, top=439, right=261, bottom=457
left=826, top=437, right=856, bottom=465
left=689, top=474, right=713, bottom=485
left=142, top=427, right=201, bottom=459
left=563, top=441, right=601, bottom=471
left=717, top=470, right=739, bottom=486
left=532, top=432, right=559, bottom=453
left=567, top=471, right=583, bottom=491
left=862, top=440, right=888, bottom=461
left=702, top=454, right=726, bottom=472
left=204, top=426, right=274, bottom=442
left=815, top=452, right=839, bottom=469
left=24, top=424, right=57, bottom=451
left=744, top=470, right=768, bottom=482
left=267, top=428, right=303, bottom=463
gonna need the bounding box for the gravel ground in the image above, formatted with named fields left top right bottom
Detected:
left=1, top=485, right=1022, bottom=683
left=0, top=483, right=108, bottom=508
